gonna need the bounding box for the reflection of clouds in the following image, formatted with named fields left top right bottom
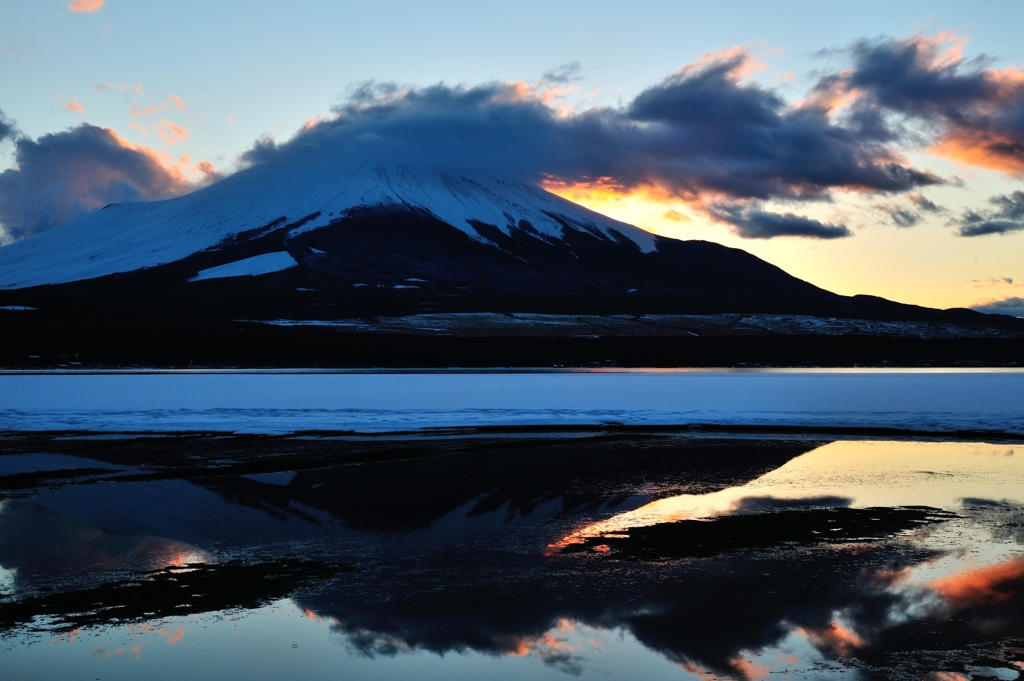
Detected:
left=550, top=492, right=851, bottom=551
left=298, top=540, right=918, bottom=677
left=0, top=499, right=211, bottom=593
left=298, top=498, right=1024, bottom=678
left=552, top=439, right=1024, bottom=553
left=9, top=436, right=1023, bottom=678
left=794, top=619, right=864, bottom=656
left=961, top=499, right=1024, bottom=544
left=931, top=558, right=1024, bottom=610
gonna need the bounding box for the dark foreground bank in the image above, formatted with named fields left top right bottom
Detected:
left=2, top=303, right=1022, bottom=368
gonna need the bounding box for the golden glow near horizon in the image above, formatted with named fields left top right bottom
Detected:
left=545, top=175, right=1024, bottom=311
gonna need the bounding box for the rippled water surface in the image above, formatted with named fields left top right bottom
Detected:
left=1, top=433, right=1023, bottom=680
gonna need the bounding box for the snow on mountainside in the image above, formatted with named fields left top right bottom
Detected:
left=0, top=163, right=657, bottom=290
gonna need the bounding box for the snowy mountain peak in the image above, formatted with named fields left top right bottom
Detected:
left=0, top=163, right=657, bottom=290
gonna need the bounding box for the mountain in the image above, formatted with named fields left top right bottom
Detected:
left=0, top=163, right=1020, bottom=368
left=0, top=163, right=944, bottom=314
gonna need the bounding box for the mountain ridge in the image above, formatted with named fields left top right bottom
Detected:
left=0, top=163, right=1021, bottom=368
left=0, top=165, right=657, bottom=290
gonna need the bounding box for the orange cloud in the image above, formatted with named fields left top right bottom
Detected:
left=820, top=33, right=1024, bottom=176
left=930, top=128, right=1024, bottom=175
left=130, top=103, right=156, bottom=118
left=542, top=177, right=706, bottom=218
left=799, top=69, right=864, bottom=113
left=58, top=96, right=85, bottom=114
left=193, top=160, right=220, bottom=183
left=931, top=558, right=1024, bottom=609
left=68, top=0, right=104, bottom=13
left=682, top=46, right=768, bottom=80
left=156, top=120, right=189, bottom=145
left=130, top=96, right=188, bottom=118
left=662, top=209, right=691, bottom=223
left=929, top=61, right=1024, bottom=174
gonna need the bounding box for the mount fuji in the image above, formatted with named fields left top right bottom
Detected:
left=0, top=162, right=1018, bottom=367
left=0, top=162, right=877, bottom=312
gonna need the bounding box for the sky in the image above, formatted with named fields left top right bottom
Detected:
left=1, top=1, right=1023, bottom=314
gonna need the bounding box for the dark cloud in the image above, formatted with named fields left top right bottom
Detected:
left=875, top=193, right=945, bottom=228
left=707, top=202, right=853, bottom=239
left=955, top=190, right=1024, bottom=236
left=0, top=109, right=17, bottom=145
left=971, top=296, right=1024, bottom=317
left=888, top=207, right=921, bottom=227
left=618, top=56, right=942, bottom=201
left=841, top=36, right=993, bottom=117
left=0, top=122, right=194, bottom=240
left=539, top=62, right=582, bottom=86
left=906, top=192, right=944, bottom=213
left=819, top=35, right=1024, bottom=175
left=11, top=37, right=1020, bottom=244
left=238, top=53, right=943, bottom=241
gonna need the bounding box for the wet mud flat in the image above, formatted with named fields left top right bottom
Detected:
left=1, top=430, right=1023, bottom=680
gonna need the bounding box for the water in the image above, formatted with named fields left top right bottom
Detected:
left=1, top=432, right=1023, bottom=680
left=2, top=370, right=1023, bottom=433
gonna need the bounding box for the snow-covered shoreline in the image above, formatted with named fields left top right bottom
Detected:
left=2, top=371, right=1022, bottom=435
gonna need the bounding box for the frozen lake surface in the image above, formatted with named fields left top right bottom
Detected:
left=2, top=369, right=1023, bottom=434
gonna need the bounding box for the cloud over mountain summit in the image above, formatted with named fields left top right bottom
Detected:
left=2, top=33, right=1023, bottom=243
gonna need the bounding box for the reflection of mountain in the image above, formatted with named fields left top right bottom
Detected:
left=4, top=434, right=1024, bottom=678
left=200, top=435, right=820, bottom=533
left=294, top=513, right=1024, bottom=679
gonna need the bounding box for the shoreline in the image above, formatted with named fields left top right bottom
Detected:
left=4, top=424, right=1024, bottom=442
left=3, top=365, right=1024, bottom=375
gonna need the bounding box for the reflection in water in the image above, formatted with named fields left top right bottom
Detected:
left=556, top=440, right=1024, bottom=549
left=0, top=498, right=212, bottom=598
left=1, top=434, right=1023, bottom=679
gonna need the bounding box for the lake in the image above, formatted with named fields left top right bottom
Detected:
left=1, top=371, right=1023, bottom=679
left=2, top=368, right=1023, bottom=434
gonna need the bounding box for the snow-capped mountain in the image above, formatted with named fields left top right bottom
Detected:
left=0, top=161, right=1007, bottom=334
left=0, top=163, right=656, bottom=290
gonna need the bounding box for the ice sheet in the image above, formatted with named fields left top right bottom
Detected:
left=1, top=371, right=1021, bottom=435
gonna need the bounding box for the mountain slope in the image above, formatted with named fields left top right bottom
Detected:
left=0, top=163, right=1015, bottom=338
left=0, top=164, right=656, bottom=290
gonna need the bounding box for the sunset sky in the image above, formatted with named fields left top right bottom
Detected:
left=1, top=1, right=1023, bottom=313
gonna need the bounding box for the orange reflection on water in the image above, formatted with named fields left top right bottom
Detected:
left=729, top=654, right=773, bottom=680
left=507, top=624, right=579, bottom=659
left=300, top=606, right=339, bottom=627
left=547, top=486, right=758, bottom=552
left=162, top=627, right=185, bottom=645
left=796, top=620, right=865, bottom=656
left=551, top=440, right=1024, bottom=552
left=931, top=558, right=1024, bottom=610
left=53, top=627, right=82, bottom=645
